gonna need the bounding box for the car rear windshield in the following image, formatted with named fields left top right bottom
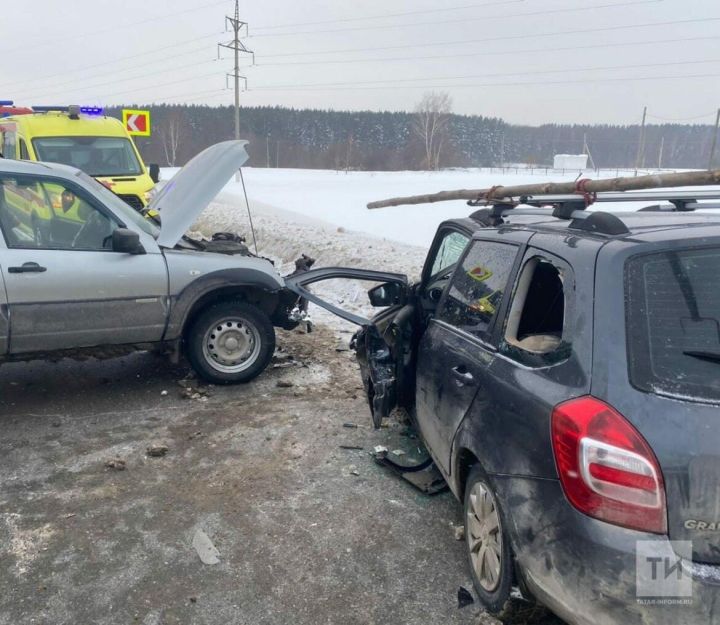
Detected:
left=33, top=136, right=142, bottom=177
left=626, top=247, right=720, bottom=403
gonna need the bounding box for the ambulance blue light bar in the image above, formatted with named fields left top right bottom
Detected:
left=31, top=105, right=104, bottom=115
left=0, top=100, right=13, bottom=106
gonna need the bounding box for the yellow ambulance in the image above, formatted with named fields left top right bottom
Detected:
left=0, top=106, right=158, bottom=210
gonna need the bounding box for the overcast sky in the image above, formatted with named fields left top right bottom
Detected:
left=2, top=0, right=719, bottom=126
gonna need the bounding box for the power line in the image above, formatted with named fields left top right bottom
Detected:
left=250, top=0, right=662, bottom=39
left=0, top=32, right=222, bottom=91
left=14, top=57, right=223, bottom=102
left=57, top=71, right=223, bottom=101
left=647, top=111, right=720, bottom=122
left=252, top=0, right=527, bottom=31
left=257, top=35, right=720, bottom=68
left=260, top=16, right=720, bottom=59
left=253, top=58, right=720, bottom=90
left=249, top=71, right=720, bottom=92
left=0, top=0, right=229, bottom=54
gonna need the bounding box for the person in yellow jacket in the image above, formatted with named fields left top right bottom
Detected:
left=59, top=188, right=91, bottom=222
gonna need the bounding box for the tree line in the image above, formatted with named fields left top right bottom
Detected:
left=105, top=102, right=718, bottom=171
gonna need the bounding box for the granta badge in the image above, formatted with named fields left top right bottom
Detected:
left=685, top=519, right=720, bottom=531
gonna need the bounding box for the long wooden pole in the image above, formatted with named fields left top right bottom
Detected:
left=367, top=168, right=720, bottom=210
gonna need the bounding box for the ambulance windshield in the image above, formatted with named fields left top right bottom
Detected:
left=32, top=136, right=143, bottom=177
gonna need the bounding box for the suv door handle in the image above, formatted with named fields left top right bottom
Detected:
left=451, top=366, right=474, bottom=386
left=8, top=262, right=47, bottom=274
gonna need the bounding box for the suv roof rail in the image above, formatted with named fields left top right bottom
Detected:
left=469, top=189, right=720, bottom=236
left=470, top=204, right=632, bottom=236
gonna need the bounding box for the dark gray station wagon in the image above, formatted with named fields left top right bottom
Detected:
left=288, top=192, right=720, bottom=625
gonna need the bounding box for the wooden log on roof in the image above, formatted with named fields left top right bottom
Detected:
left=366, top=169, right=720, bottom=209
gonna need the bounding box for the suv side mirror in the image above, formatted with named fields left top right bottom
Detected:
left=148, top=163, right=160, bottom=183
left=368, top=281, right=405, bottom=307
left=112, top=228, right=145, bottom=255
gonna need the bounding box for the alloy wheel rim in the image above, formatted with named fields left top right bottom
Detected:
left=467, top=481, right=503, bottom=592
left=202, top=317, right=261, bottom=373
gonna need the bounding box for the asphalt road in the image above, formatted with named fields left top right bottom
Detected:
left=0, top=325, right=563, bottom=625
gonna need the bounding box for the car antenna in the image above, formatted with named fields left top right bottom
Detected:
left=238, top=167, right=258, bottom=255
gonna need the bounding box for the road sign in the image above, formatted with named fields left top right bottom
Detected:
left=122, top=109, right=151, bottom=137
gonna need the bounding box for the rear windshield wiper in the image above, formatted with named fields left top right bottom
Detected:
left=683, top=350, right=720, bottom=364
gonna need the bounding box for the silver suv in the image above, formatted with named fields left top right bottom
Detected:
left=0, top=141, right=298, bottom=384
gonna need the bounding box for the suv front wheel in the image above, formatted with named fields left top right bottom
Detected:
left=186, top=301, right=275, bottom=384
left=464, top=465, right=514, bottom=614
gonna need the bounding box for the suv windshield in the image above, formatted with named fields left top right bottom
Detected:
left=626, top=247, right=720, bottom=403
left=33, top=136, right=143, bottom=177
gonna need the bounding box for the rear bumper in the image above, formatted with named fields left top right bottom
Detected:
left=493, top=475, right=720, bottom=625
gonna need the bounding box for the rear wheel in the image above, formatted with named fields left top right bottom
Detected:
left=186, top=301, right=275, bottom=384
left=464, top=465, right=513, bottom=614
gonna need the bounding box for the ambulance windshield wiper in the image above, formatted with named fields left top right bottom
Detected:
left=683, top=350, right=720, bottom=364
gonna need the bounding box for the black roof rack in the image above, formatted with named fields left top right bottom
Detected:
left=468, top=190, right=720, bottom=236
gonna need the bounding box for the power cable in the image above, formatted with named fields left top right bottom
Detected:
left=15, top=57, right=222, bottom=102
left=0, top=33, right=222, bottom=91
left=256, top=35, right=720, bottom=68
left=0, top=0, right=230, bottom=53
left=250, top=0, right=661, bottom=39
left=253, top=58, right=720, bottom=90
left=647, top=111, right=720, bottom=122
left=260, top=16, right=720, bottom=58
left=252, top=0, right=528, bottom=31
left=249, top=71, right=720, bottom=92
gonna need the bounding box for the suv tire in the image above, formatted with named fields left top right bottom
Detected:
left=186, top=301, right=275, bottom=384
left=464, top=464, right=513, bottom=614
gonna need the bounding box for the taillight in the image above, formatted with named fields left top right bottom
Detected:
left=551, top=396, right=667, bottom=534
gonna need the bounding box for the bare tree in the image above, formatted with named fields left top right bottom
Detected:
left=411, top=91, right=453, bottom=170
left=159, top=112, right=184, bottom=166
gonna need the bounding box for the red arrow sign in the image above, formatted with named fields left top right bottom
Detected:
left=122, top=109, right=151, bottom=136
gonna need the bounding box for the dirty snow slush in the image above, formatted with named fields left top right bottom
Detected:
left=0, top=199, right=563, bottom=625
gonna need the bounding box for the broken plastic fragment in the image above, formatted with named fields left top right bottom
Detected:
left=192, top=529, right=220, bottom=565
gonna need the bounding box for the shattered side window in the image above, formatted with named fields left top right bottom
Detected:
left=430, top=231, right=470, bottom=277
left=438, top=241, right=518, bottom=341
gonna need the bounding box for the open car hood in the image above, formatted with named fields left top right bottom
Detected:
left=149, top=141, right=249, bottom=248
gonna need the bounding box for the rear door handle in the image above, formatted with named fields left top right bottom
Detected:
left=8, top=262, right=47, bottom=274
left=451, top=366, right=475, bottom=385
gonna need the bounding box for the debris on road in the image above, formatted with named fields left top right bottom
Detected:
left=452, top=524, right=465, bottom=541
left=188, top=431, right=204, bottom=440
left=160, top=390, right=168, bottom=397
left=339, top=445, right=364, bottom=451
left=104, top=458, right=126, bottom=471
left=192, top=529, right=220, bottom=565
left=342, top=423, right=359, bottom=429
left=277, top=380, right=294, bottom=388
left=457, top=586, right=474, bottom=609
left=373, top=445, right=388, bottom=455
left=146, top=445, right=169, bottom=458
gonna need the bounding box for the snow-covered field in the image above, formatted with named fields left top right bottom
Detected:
left=170, top=165, right=718, bottom=330
left=166, top=166, right=662, bottom=248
